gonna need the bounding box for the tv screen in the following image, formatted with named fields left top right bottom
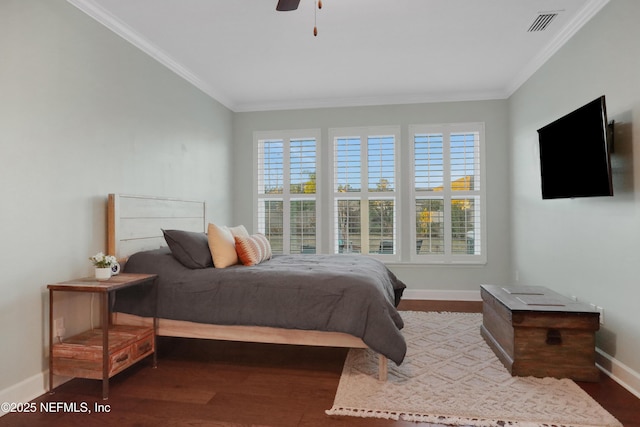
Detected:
left=537, top=96, right=613, bottom=199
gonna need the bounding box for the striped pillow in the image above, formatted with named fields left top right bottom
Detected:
left=234, top=234, right=272, bottom=266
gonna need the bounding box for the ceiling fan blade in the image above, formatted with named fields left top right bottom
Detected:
left=276, top=0, right=300, bottom=11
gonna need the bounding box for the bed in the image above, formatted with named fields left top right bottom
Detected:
left=107, top=194, right=407, bottom=379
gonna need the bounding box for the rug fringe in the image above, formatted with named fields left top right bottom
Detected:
left=325, top=407, right=401, bottom=421
left=326, top=406, right=596, bottom=427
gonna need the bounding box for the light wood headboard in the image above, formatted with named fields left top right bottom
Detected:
left=107, top=194, right=206, bottom=260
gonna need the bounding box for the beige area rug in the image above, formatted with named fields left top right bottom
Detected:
left=326, top=311, right=622, bottom=427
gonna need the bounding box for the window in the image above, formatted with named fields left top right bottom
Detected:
left=253, top=123, right=485, bottom=265
left=410, top=123, right=485, bottom=263
left=255, top=130, right=320, bottom=254
left=330, top=126, right=399, bottom=259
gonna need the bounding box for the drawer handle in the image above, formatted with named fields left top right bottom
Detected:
left=115, top=353, right=129, bottom=363
left=546, top=329, right=562, bottom=345
left=138, top=342, right=152, bottom=354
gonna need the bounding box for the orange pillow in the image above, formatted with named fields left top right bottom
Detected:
left=234, top=234, right=272, bottom=266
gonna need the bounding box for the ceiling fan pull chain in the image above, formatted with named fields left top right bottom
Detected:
left=314, top=0, right=322, bottom=36
left=314, top=0, right=318, bottom=36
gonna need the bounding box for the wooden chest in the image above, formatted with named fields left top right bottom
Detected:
left=480, top=284, right=600, bottom=382
left=52, top=325, right=154, bottom=380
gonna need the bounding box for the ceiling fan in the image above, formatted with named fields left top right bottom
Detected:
left=276, top=0, right=301, bottom=11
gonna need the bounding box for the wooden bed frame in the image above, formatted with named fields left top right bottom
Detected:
left=107, top=194, right=388, bottom=380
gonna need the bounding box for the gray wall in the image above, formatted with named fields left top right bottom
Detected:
left=233, top=100, right=512, bottom=292
left=0, top=0, right=234, bottom=394
left=509, top=0, right=640, bottom=377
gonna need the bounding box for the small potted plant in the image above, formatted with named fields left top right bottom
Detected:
left=89, top=252, right=117, bottom=281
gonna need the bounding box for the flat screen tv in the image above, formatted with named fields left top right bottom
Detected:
left=537, top=95, right=613, bottom=199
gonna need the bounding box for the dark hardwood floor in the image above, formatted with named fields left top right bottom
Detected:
left=1, top=301, right=638, bottom=426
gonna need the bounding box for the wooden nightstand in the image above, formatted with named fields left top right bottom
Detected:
left=48, top=273, right=158, bottom=399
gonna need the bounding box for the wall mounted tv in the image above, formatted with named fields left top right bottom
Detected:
left=537, top=95, right=613, bottom=199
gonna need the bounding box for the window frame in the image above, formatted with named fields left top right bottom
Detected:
left=329, top=126, right=401, bottom=261
left=252, top=123, right=486, bottom=266
left=409, top=122, right=486, bottom=264
left=253, top=129, right=321, bottom=255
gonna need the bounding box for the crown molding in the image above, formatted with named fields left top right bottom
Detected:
left=66, top=0, right=236, bottom=111
left=233, top=89, right=510, bottom=113
left=505, top=0, right=610, bottom=97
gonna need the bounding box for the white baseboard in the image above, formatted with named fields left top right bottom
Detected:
left=0, top=371, right=70, bottom=417
left=403, top=289, right=482, bottom=301
left=0, top=372, right=46, bottom=417
left=596, top=348, right=640, bottom=399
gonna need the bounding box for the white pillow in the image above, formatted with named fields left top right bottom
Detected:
left=207, top=223, right=238, bottom=268
left=228, top=224, right=250, bottom=238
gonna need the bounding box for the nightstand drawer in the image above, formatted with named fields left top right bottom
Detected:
left=52, top=325, right=154, bottom=379
left=109, top=346, right=133, bottom=376
left=133, top=334, right=154, bottom=359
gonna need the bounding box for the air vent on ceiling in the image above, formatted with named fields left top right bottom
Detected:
left=528, top=13, right=558, bottom=32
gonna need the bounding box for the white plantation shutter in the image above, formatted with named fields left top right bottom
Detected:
left=368, top=133, right=395, bottom=254
left=414, top=133, right=444, bottom=192
left=290, top=199, right=316, bottom=253
left=451, top=196, right=480, bottom=255
left=257, top=140, right=284, bottom=195
left=411, top=123, right=485, bottom=263
left=289, top=138, right=317, bottom=253
left=253, top=123, right=483, bottom=264
left=450, top=131, right=481, bottom=256
left=255, top=131, right=319, bottom=254
left=256, top=140, right=284, bottom=252
left=331, top=127, right=399, bottom=258
left=414, top=133, right=445, bottom=256
left=334, top=199, right=361, bottom=253
left=334, top=136, right=362, bottom=253
left=415, top=198, right=444, bottom=255
left=368, top=136, right=395, bottom=191
left=335, top=137, right=361, bottom=192
left=450, top=132, right=480, bottom=192
left=290, top=139, right=316, bottom=194
left=368, top=198, right=395, bottom=254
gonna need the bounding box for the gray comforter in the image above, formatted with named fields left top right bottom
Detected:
left=114, top=248, right=407, bottom=364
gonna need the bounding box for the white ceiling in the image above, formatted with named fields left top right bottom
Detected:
left=68, top=0, right=609, bottom=112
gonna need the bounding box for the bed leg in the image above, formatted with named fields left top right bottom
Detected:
left=378, top=355, right=388, bottom=381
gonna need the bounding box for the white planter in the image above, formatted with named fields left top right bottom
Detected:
left=95, top=267, right=112, bottom=281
